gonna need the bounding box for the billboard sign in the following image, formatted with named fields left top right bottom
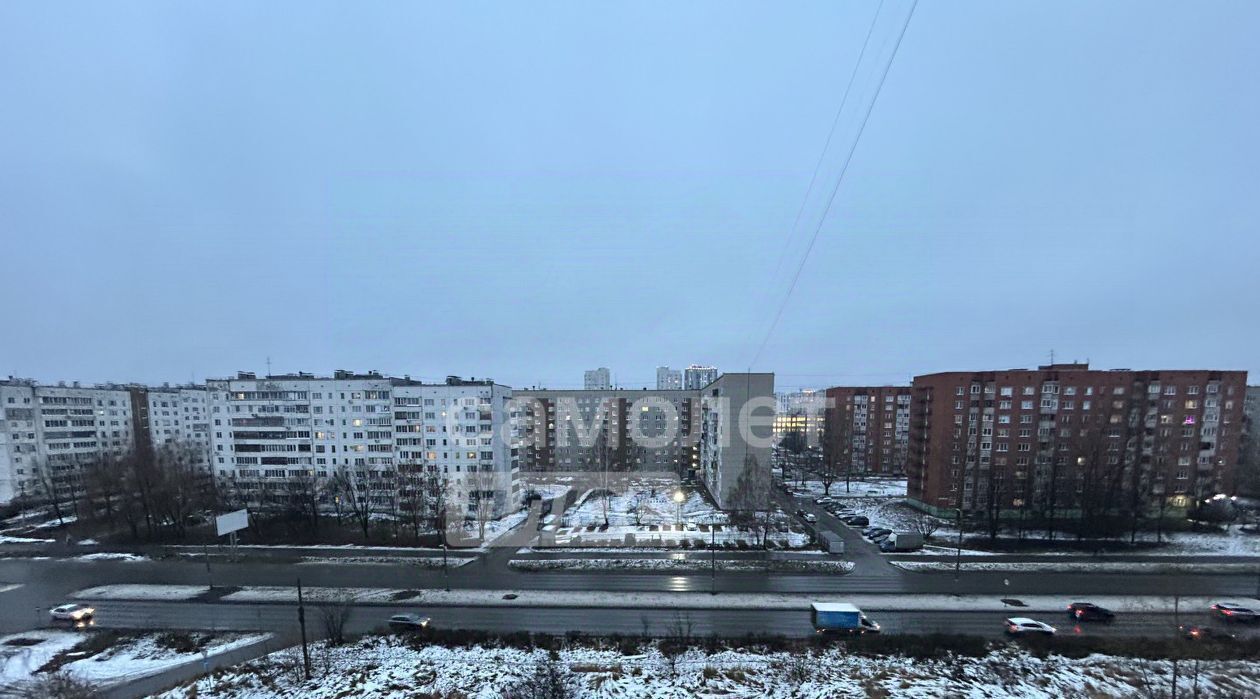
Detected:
left=215, top=509, right=249, bottom=537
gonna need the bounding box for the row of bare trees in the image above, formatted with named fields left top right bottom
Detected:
left=26, top=440, right=213, bottom=541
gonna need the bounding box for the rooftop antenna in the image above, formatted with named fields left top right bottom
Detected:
left=266, top=356, right=272, bottom=377
left=1049, top=349, right=1055, bottom=365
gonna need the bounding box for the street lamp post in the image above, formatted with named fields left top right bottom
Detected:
left=710, top=515, right=717, bottom=595
left=673, top=489, right=685, bottom=527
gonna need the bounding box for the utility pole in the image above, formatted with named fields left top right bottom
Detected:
left=296, top=578, right=311, bottom=680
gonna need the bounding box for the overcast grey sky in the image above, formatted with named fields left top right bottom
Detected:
left=2, top=1, right=1257, bottom=391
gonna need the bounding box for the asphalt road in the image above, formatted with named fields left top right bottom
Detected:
left=42, top=598, right=1260, bottom=642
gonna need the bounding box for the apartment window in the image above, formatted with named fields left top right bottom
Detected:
left=1000, top=387, right=1013, bottom=397
left=1021, top=401, right=1033, bottom=410
left=1165, top=386, right=1177, bottom=396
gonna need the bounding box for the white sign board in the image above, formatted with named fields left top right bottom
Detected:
left=215, top=509, right=249, bottom=537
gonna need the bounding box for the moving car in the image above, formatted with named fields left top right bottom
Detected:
left=811, top=602, right=880, bottom=635
left=814, top=497, right=834, bottom=505
left=1210, top=602, right=1258, bottom=623
left=1067, top=602, right=1115, bottom=622
left=1180, top=625, right=1236, bottom=642
left=49, top=603, right=94, bottom=622
left=388, top=613, right=431, bottom=630
left=803, top=513, right=818, bottom=523
left=1005, top=618, right=1056, bottom=636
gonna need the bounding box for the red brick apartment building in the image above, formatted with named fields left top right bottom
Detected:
left=824, top=386, right=914, bottom=476
left=906, top=364, right=1248, bottom=519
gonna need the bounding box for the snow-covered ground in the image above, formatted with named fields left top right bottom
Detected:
left=0, top=630, right=83, bottom=686
left=0, top=535, right=54, bottom=544
left=894, top=560, right=1260, bottom=575
left=552, top=479, right=809, bottom=549
left=73, top=552, right=149, bottom=562
left=73, top=585, right=210, bottom=601
left=158, top=636, right=1260, bottom=699
left=510, top=558, right=854, bottom=573
left=0, top=630, right=267, bottom=692
left=787, top=478, right=908, bottom=499
left=297, top=555, right=474, bottom=568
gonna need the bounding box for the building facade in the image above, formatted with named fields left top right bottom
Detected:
left=584, top=368, right=612, bottom=390
left=518, top=372, right=774, bottom=509
left=0, top=379, right=137, bottom=505
left=683, top=365, right=718, bottom=390
left=207, top=371, right=518, bottom=519
left=773, top=389, right=827, bottom=444
left=656, top=366, right=682, bottom=390
left=906, top=364, right=1249, bottom=519
left=823, top=386, right=913, bottom=476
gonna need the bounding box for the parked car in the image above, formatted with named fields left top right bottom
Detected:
left=842, top=515, right=869, bottom=526
left=863, top=527, right=891, bottom=538
left=1211, top=602, right=1258, bottom=623
left=1005, top=618, right=1056, bottom=636
left=1180, top=625, right=1236, bottom=642
left=803, top=513, right=818, bottom=523
left=1067, top=602, right=1115, bottom=622
left=814, top=497, right=834, bottom=505
left=796, top=509, right=807, bottom=517
left=388, top=613, right=431, bottom=631
left=49, top=603, right=94, bottom=622
left=871, top=532, right=892, bottom=544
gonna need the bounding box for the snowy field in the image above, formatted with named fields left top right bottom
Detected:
left=0, top=630, right=268, bottom=692
left=552, top=480, right=810, bottom=549
left=787, top=478, right=908, bottom=499
left=159, top=636, right=1260, bottom=699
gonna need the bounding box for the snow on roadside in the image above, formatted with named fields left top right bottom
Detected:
left=296, top=555, right=474, bottom=568
left=73, top=585, right=209, bottom=601
left=0, top=630, right=83, bottom=685
left=509, top=558, right=854, bottom=573
left=893, top=560, right=1260, bottom=575
left=0, top=630, right=269, bottom=691
left=62, top=633, right=269, bottom=686
left=157, top=635, right=1260, bottom=699
left=0, top=535, right=54, bottom=544
left=73, top=552, right=149, bottom=562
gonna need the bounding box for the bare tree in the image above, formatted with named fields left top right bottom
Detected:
left=395, top=459, right=433, bottom=542
left=285, top=468, right=324, bottom=535
left=331, top=467, right=374, bottom=540
left=319, top=593, right=354, bottom=646
left=728, top=454, right=773, bottom=549
left=153, top=441, right=213, bottom=540
left=909, top=513, right=941, bottom=539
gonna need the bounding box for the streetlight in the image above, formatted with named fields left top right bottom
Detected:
left=673, top=489, right=685, bottom=527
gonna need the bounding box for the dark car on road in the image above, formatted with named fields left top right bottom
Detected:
left=863, top=527, right=891, bottom=538
left=1210, top=603, right=1258, bottom=623
left=1067, top=602, right=1115, bottom=622
left=842, top=515, right=869, bottom=526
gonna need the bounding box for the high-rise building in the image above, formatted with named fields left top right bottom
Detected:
left=684, top=365, right=718, bottom=390
left=0, top=378, right=137, bottom=504
left=656, top=366, right=682, bottom=390
left=584, top=367, right=612, bottom=390
left=518, top=372, right=774, bottom=509
left=206, top=371, right=518, bottom=519
left=906, top=364, right=1248, bottom=518
left=823, top=386, right=913, bottom=475
left=130, top=384, right=211, bottom=469
left=773, top=389, right=828, bottom=444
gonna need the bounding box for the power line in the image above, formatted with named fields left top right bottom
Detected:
left=763, top=0, right=887, bottom=292
left=748, top=0, right=919, bottom=369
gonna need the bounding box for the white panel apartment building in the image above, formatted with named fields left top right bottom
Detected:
left=0, top=379, right=135, bottom=504
left=135, top=385, right=211, bottom=467
left=207, top=371, right=517, bottom=519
